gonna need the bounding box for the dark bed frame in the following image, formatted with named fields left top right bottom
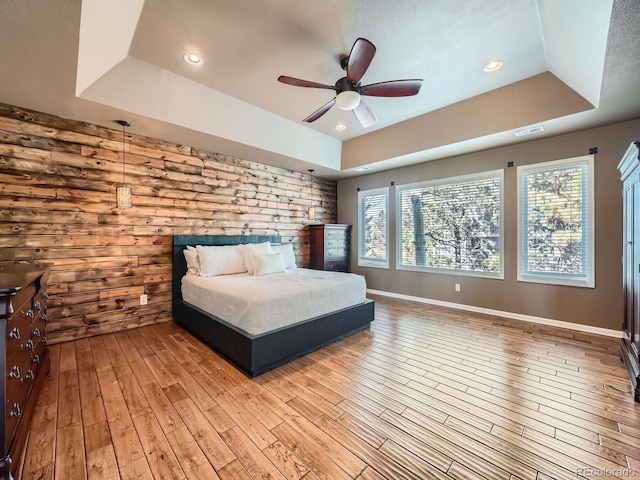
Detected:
left=172, top=235, right=375, bottom=377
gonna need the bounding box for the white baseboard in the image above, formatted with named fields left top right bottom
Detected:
left=367, top=289, right=622, bottom=338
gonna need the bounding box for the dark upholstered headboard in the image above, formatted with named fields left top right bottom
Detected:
left=172, top=235, right=281, bottom=308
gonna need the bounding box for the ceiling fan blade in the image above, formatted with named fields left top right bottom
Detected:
left=361, top=79, right=423, bottom=97
left=353, top=100, right=377, bottom=128
left=346, top=38, right=376, bottom=85
left=278, top=75, right=335, bottom=90
left=303, top=98, right=336, bottom=122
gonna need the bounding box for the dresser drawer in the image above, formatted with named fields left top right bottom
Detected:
left=324, top=248, right=347, bottom=260
left=6, top=349, right=35, bottom=446
left=324, top=238, right=347, bottom=248
left=6, top=303, right=45, bottom=360
left=5, top=378, right=30, bottom=450
left=325, top=259, right=349, bottom=271
left=324, top=229, right=348, bottom=242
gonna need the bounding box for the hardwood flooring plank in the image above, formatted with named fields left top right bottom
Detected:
left=58, top=340, right=77, bottom=372
left=165, top=426, right=220, bottom=479
left=21, top=402, right=57, bottom=476
left=142, top=354, right=176, bottom=389
left=95, top=366, right=145, bottom=467
left=272, top=421, right=352, bottom=480
left=112, top=365, right=152, bottom=419
left=119, top=457, right=154, bottom=480
left=171, top=397, right=236, bottom=470
left=54, top=423, right=86, bottom=480
left=378, top=440, right=453, bottom=480
left=86, top=444, right=119, bottom=480
left=140, top=381, right=183, bottom=434
left=220, top=426, right=286, bottom=479
left=214, top=389, right=277, bottom=450
left=382, top=408, right=526, bottom=480
left=262, top=440, right=310, bottom=480
left=102, top=333, right=131, bottom=371
left=314, top=414, right=425, bottom=480
left=216, top=459, right=252, bottom=480
left=56, top=368, right=81, bottom=428
left=78, top=358, right=108, bottom=427
left=132, top=412, right=185, bottom=479
left=284, top=413, right=368, bottom=478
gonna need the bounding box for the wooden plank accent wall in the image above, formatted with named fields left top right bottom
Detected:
left=0, top=103, right=337, bottom=344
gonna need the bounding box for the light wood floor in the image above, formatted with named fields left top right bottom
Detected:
left=17, top=294, right=640, bottom=479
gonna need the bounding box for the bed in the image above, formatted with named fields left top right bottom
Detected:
left=172, top=235, right=375, bottom=376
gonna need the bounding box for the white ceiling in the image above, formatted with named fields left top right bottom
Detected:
left=0, top=0, right=638, bottom=178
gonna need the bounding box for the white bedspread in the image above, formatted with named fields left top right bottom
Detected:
left=181, top=268, right=367, bottom=336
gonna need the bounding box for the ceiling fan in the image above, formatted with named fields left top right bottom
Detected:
left=278, top=37, right=423, bottom=128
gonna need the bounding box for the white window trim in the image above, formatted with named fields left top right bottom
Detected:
left=517, top=155, right=595, bottom=288
left=395, top=170, right=504, bottom=279
left=358, top=187, right=389, bottom=269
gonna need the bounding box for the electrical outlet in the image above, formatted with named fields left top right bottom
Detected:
left=140, top=294, right=148, bottom=306
left=455, top=283, right=460, bottom=292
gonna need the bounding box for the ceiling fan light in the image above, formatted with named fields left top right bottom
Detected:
left=336, top=91, right=361, bottom=111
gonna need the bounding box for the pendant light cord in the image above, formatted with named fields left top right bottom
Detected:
left=116, top=120, right=131, bottom=185
left=121, top=124, right=126, bottom=184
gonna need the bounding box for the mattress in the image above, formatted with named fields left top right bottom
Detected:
left=181, top=268, right=367, bottom=336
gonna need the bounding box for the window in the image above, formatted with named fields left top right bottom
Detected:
left=397, top=170, right=503, bottom=277
left=517, top=155, right=594, bottom=288
left=358, top=187, right=389, bottom=268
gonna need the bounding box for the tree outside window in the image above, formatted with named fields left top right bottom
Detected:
left=358, top=187, right=389, bottom=268
left=397, top=171, right=503, bottom=277
left=518, top=155, right=594, bottom=288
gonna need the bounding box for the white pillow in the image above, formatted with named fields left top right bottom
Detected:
left=240, top=242, right=271, bottom=274
left=196, top=245, right=246, bottom=276
left=270, top=243, right=297, bottom=269
left=252, top=252, right=285, bottom=277
left=183, top=248, right=199, bottom=275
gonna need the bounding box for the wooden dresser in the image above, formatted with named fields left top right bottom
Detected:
left=309, top=224, right=352, bottom=273
left=619, top=141, right=640, bottom=402
left=0, top=263, right=51, bottom=479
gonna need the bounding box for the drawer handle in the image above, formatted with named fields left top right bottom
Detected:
left=41, top=337, right=48, bottom=346
left=33, top=355, right=41, bottom=365
left=33, top=328, right=41, bottom=337
left=42, top=291, right=49, bottom=298
left=10, top=403, right=21, bottom=418
left=25, top=369, right=35, bottom=380
left=9, top=365, right=20, bottom=379
left=25, top=339, right=34, bottom=351
left=42, top=314, right=48, bottom=322
left=26, top=309, right=34, bottom=319
left=9, top=327, right=20, bottom=340
left=34, top=301, right=41, bottom=309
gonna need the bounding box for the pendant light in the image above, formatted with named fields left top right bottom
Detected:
left=115, top=120, right=132, bottom=208
left=307, top=169, right=316, bottom=221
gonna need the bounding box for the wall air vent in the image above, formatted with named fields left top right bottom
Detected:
left=514, top=125, right=545, bottom=137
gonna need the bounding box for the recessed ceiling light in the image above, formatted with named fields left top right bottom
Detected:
left=483, top=60, right=503, bottom=72
left=354, top=166, right=370, bottom=172
left=183, top=53, right=203, bottom=65
left=335, top=123, right=347, bottom=131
